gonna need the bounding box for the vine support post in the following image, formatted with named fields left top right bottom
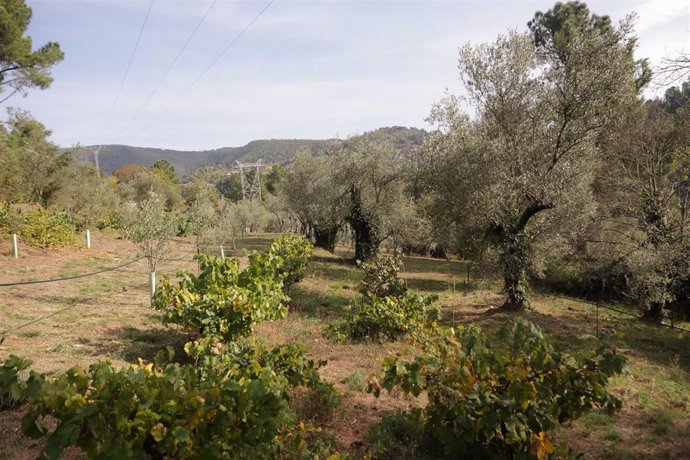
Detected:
left=11, top=233, right=18, bottom=258
left=149, top=271, right=156, bottom=304
left=86, top=229, right=91, bottom=249
left=220, top=246, right=225, bottom=260
left=452, top=276, right=456, bottom=327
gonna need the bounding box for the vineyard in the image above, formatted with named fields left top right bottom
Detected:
left=1, top=231, right=688, bottom=459
left=2, top=0, right=690, bottom=457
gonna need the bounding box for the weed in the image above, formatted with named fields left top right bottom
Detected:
left=604, top=429, right=624, bottom=441
left=342, top=371, right=367, bottom=392
left=19, top=331, right=39, bottom=338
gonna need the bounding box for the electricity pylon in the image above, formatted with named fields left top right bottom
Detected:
left=90, top=145, right=103, bottom=177
left=235, top=160, right=264, bottom=201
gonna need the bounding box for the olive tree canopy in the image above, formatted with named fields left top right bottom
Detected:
left=423, top=15, right=641, bottom=310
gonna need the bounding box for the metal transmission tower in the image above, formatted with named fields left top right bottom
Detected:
left=90, top=145, right=103, bottom=177
left=235, top=160, right=264, bottom=201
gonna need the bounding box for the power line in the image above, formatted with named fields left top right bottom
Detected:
left=127, top=0, right=275, bottom=143
left=114, top=0, right=218, bottom=142
left=97, top=0, right=154, bottom=143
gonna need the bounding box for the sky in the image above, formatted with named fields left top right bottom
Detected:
left=7, top=0, right=690, bottom=150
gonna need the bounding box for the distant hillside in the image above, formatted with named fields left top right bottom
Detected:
left=78, top=126, right=427, bottom=176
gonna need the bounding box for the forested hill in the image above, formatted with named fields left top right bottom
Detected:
left=78, top=126, right=428, bottom=175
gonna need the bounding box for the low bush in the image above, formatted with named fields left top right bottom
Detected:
left=3, top=341, right=341, bottom=459
left=153, top=253, right=289, bottom=342
left=368, top=318, right=627, bottom=459
left=329, top=251, right=438, bottom=342
left=20, top=209, right=78, bottom=247
left=267, top=232, right=313, bottom=289
left=0, top=354, right=29, bottom=411
left=359, top=253, right=407, bottom=299
left=0, top=202, right=23, bottom=234
left=1, top=204, right=79, bottom=247
left=96, top=210, right=124, bottom=230
left=328, top=293, right=440, bottom=342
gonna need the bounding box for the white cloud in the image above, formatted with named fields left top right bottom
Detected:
left=632, top=0, right=690, bottom=32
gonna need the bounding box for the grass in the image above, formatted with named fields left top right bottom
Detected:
left=0, top=232, right=689, bottom=458
left=342, top=371, right=368, bottom=393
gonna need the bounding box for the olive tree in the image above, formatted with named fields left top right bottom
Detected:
left=212, top=199, right=243, bottom=250
left=121, top=192, right=177, bottom=302
left=423, top=20, right=640, bottom=310
left=0, top=110, right=71, bottom=204
left=50, top=162, right=120, bottom=229
left=332, top=137, right=417, bottom=261
left=280, top=150, right=346, bottom=252
left=596, top=105, right=690, bottom=321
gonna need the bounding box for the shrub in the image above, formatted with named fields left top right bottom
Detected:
left=96, top=210, right=124, bottom=230
left=369, top=318, right=626, bottom=459
left=359, top=252, right=407, bottom=299
left=6, top=341, right=340, bottom=459
left=268, top=232, right=314, bottom=288
left=0, top=355, right=30, bottom=411
left=175, top=212, right=192, bottom=236
left=329, top=293, right=440, bottom=342
left=20, top=208, right=78, bottom=247
left=153, top=253, right=289, bottom=341
left=0, top=202, right=23, bottom=234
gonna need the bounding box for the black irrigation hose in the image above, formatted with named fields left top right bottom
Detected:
left=161, top=247, right=199, bottom=262
left=0, top=246, right=199, bottom=342
left=0, top=256, right=146, bottom=287
left=552, top=293, right=690, bottom=334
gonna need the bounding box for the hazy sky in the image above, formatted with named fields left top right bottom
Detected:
left=9, top=0, right=690, bottom=150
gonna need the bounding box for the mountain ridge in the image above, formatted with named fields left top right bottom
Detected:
left=77, top=126, right=428, bottom=176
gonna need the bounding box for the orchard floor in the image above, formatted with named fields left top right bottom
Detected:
left=0, top=232, right=689, bottom=459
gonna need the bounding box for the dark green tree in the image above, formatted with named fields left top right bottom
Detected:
left=528, top=1, right=651, bottom=90
left=265, top=164, right=286, bottom=195
left=0, top=110, right=71, bottom=204
left=0, top=0, right=64, bottom=103
left=151, top=159, right=178, bottom=185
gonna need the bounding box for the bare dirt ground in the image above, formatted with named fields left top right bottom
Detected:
left=1, top=231, right=689, bottom=459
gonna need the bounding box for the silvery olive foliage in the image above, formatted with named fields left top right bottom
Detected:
left=121, top=192, right=177, bottom=272
left=422, top=19, right=642, bottom=310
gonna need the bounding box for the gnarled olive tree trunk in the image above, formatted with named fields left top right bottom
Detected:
left=492, top=203, right=552, bottom=311
left=348, top=186, right=381, bottom=262
left=498, top=231, right=531, bottom=311
left=313, top=224, right=339, bottom=253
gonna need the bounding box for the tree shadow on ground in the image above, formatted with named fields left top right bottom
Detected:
left=444, top=302, right=690, bottom=373
left=311, top=265, right=361, bottom=284
left=401, top=257, right=470, bottom=276
left=406, top=277, right=480, bottom=294
left=89, top=326, right=191, bottom=364
left=288, top=284, right=351, bottom=320
left=311, top=254, right=357, bottom=267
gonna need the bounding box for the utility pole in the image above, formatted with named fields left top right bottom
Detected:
left=90, top=145, right=103, bottom=177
